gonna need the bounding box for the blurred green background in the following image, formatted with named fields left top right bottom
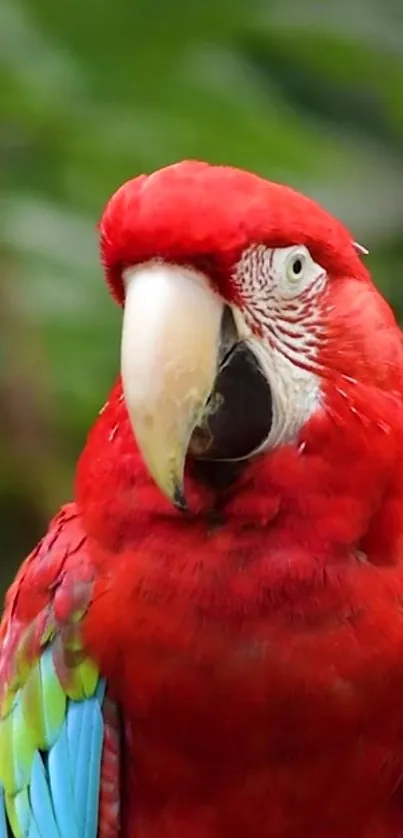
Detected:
left=2, top=0, right=403, bottom=597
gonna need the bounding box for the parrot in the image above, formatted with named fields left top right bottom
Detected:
left=2, top=159, right=403, bottom=838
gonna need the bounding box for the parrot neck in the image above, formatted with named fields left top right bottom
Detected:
left=76, top=378, right=403, bottom=568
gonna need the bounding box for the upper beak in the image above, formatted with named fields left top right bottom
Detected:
left=121, top=262, right=224, bottom=508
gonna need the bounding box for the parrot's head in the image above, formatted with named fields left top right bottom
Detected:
left=92, top=160, right=403, bottom=550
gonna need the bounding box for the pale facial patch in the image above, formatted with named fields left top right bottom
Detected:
left=231, top=244, right=326, bottom=451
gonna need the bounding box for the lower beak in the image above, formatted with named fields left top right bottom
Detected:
left=121, top=263, right=224, bottom=508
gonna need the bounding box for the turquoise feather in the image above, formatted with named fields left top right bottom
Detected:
left=0, top=639, right=108, bottom=838
left=29, top=752, right=62, bottom=837
left=0, top=790, right=8, bottom=838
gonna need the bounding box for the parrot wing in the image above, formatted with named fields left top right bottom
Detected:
left=0, top=504, right=120, bottom=838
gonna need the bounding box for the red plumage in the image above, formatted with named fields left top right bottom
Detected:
left=5, top=160, right=403, bottom=837
left=100, top=160, right=368, bottom=305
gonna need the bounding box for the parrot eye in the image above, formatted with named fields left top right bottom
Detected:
left=288, top=255, right=304, bottom=280
left=284, top=247, right=310, bottom=288
left=265, top=244, right=325, bottom=299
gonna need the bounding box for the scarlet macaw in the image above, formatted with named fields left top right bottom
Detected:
left=2, top=161, right=403, bottom=837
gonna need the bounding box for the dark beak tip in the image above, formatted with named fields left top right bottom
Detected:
left=173, top=485, right=189, bottom=513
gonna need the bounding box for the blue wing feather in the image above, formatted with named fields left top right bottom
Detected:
left=0, top=677, right=111, bottom=838
left=30, top=752, right=62, bottom=838
left=0, top=790, right=8, bottom=838
left=26, top=815, right=42, bottom=838
left=83, top=697, right=104, bottom=838
left=48, top=726, right=80, bottom=838
left=0, top=508, right=121, bottom=838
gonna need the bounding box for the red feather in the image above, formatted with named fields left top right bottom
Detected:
left=92, top=162, right=403, bottom=836
left=99, top=160, right=368, bottom=305
left=6, top=161, right=403, bottom=836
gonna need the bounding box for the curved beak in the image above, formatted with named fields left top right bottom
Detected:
left=121, top=262, right=224, bottom=508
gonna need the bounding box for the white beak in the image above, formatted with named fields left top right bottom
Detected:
left=121, top=262, right=224, bottom=506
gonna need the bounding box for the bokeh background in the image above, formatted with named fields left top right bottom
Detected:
left=2, top=0, right=403, bottom=598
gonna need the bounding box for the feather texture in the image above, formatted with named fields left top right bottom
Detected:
left=0, top=506, right=120, bottom=838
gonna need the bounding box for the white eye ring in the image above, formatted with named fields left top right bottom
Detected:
left=286, top=250, right=307, bottom=284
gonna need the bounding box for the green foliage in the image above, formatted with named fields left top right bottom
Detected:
left=2, top=0, right=403, bottom=589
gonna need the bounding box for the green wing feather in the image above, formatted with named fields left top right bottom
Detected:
left=0, top=504, right=113, bottom=838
